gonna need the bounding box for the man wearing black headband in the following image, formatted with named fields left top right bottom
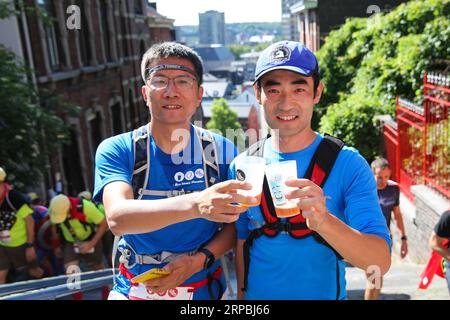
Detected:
left=94, top=42, right=256, bottom=300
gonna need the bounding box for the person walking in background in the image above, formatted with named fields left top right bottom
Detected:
left=78, top=190, right=114, bottom=268
left=429, top=210, right=450, bottom=293
left=365, top=158, right=408, bottom=300
left=0, top=167, right=44, bottom=283
left=28, top=192, right=63, bottom=276
left=48, top=193, right=109, bottom=299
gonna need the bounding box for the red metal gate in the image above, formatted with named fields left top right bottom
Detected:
left=384, top=71, right=449, bottom=201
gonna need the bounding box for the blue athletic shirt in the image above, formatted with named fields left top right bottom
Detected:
left=230, top=134, right=392, bottom=300
left=93, top=124, right=237, bottom=299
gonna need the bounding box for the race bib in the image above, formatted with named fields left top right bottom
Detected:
left=128, top=283, right=194, bottom=300
left=0, top=230, right=11, bottom=243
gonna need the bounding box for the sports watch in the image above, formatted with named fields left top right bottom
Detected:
left=198, top=248, right=215, bottom=270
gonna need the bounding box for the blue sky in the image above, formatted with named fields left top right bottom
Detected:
left=154, top=0, right=282, bottom=26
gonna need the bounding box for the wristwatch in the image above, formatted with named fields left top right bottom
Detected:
left=25, top=242, right=34, bottom=248
left=198, top=248, right=215, bottom=270
left=401, top=235, right=407, bottom=241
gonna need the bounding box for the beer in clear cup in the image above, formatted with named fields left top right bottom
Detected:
left=265, top=160, right=300, bottom=218
left=234, top=155, right=266, bottom=207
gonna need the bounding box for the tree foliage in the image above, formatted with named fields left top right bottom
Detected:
left=206, top=98, right=244, bottom=150
left=317, top=0, right=450, bottom=161
left=227, top=43, right=270, bottom=60
left=0, top=45, right=79, bottom=190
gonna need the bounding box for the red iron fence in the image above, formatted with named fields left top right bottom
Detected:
left=384, top=71, right=449, bottom=201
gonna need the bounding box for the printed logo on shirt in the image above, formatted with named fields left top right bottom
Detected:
left=195, top=168, right=204, bottom=179
left=174, top=172, right=185, bottom=182
left=236, top=169, right=246, bottom=181
left=185, top=171, right=194, bottom=181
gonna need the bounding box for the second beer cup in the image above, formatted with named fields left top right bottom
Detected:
left=265, top=160, right=300, bottom=218
left=234, top=155, right=266, bottom=207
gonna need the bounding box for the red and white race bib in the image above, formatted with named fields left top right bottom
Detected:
left=128, top=283, right=194, bottom=300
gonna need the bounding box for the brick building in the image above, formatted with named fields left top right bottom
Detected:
left=288, top=0, right=409, bottom=51
left=4, top=0, right=175, bottom=198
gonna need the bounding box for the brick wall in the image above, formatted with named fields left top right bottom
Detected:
left=22, top=0, right=174, bottom=195
left=394, top=186, right=450, bottom=264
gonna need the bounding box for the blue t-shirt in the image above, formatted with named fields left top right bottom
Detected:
left=93, top=124, right=237, bottom=299
left=230, top=134, right=392, bottom=300
left=377, top=181, right=400, bottom=229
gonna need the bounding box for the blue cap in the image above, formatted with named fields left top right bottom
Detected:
left=254, top=41, right=319, bottom=83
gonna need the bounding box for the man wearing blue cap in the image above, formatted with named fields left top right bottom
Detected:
left=230, top=41, right=392, bottom=299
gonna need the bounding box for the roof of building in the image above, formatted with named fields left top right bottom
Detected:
left=202, top=81, right=232, bottom=99
left=233, top=90, right=259, bottom=105
left=203, top=73, right=221, bottom=82
left=146, top=3, right=174, bottom=26
left=194, top=46, right=235, bottom=62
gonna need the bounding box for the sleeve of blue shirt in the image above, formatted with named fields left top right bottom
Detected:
left=341, top=150, right=393, bottom=251
left=93, top=133, right=134, bottom=203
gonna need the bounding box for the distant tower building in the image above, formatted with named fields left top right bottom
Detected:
left=281, top=0, right=299, bottom=41
left=199, top=10, right=226, bottom=45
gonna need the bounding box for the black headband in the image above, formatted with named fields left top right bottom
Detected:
left=144, top=64, right=199, bottom=82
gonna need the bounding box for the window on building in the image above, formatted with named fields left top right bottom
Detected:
left=100, top=1, right=112, bottom=62
left=75, top=0, right=92, bottom=66
left=134, top=0, right=143, bottom=15
left=120, top=0, right=130, bottom=57
left=128, top=90, right=136, bottom=127
left=140, top=40, right=146, bottom=59
left=62, top=128, right=85, bottom=195
left=37, top=0, right=62, bottom=71
left=89, top=111, right=104, bottom=156
left=111, top=102, right=123, bottom=135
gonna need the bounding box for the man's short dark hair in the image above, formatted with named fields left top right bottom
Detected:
left=141, top=42, right=204, bottom=85
left=371, top=157, right=391, bottom=173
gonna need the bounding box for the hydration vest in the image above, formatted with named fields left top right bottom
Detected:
left=131, top=124, right=220, bottom=199
left=243, top=134, right=345, bottom=299
left=112, top=124, right=224, bottom=299
left=58, top=197, right=93, bottom=242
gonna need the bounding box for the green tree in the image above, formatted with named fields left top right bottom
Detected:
left=227, top=43, right=270, bottom=60
left=0, top=1, right=79, bottom=189
left=0, top=45, right=79, bottom=190
left=206, top=98, right=244, bottom=151
left=317, top=0, right=450, bottom=161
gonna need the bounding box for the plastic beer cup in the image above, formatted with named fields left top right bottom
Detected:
left=265, top=160, right=300, bottom=218
left=234, top=155, right=266, bottom=207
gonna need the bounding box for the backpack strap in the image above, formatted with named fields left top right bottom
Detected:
left=288, top=134, right=345, bottom=238
left=303, top=134, right=345, bottom=187
left=194, top=126, right=220, bottom=188
left=114, top=125, right=222, bottom=287
left=113, top=124, right=150, bottom=283
left=59, top=197, right=92, bottom=242
left=242, top=134, right=345, bottom=295
left=61, top=219, right=80, bottom=243
left=131, top=124, right=150, bottom=200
